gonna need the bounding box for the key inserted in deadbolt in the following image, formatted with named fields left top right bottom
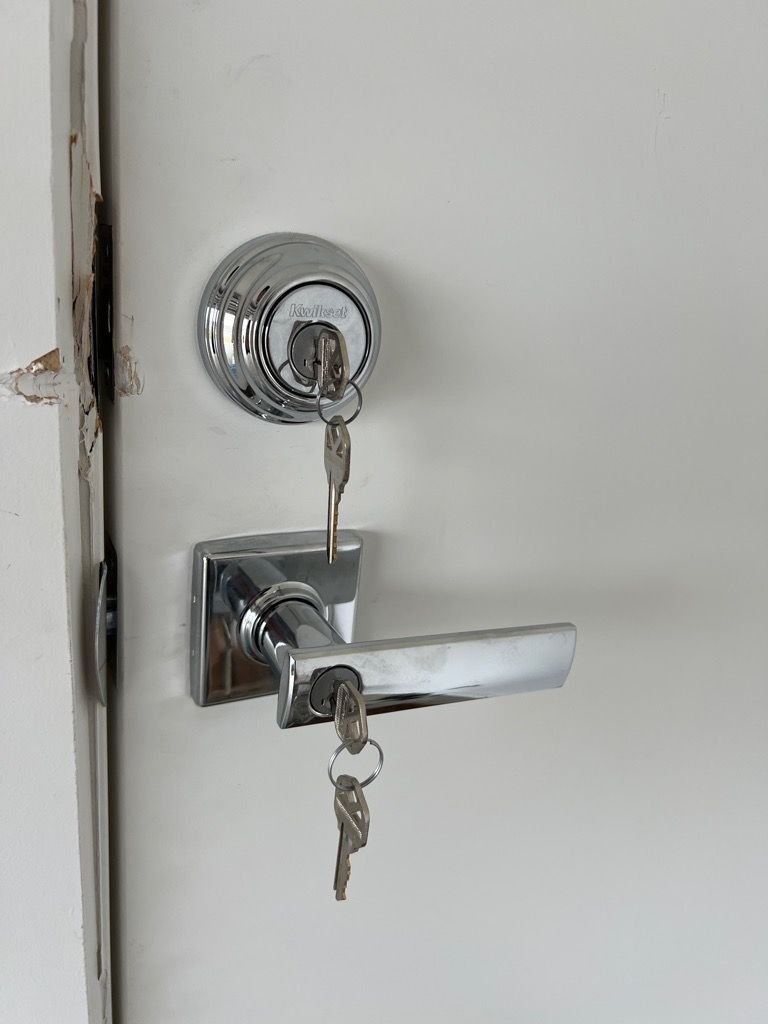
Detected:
left=197, top=233, right=381, bottom=423
left=288, top=320, right=337, bottom=384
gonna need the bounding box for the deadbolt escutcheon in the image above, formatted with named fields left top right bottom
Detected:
left=197, top=233, right=381, bottom=423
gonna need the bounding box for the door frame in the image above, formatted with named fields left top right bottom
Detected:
left=0, top=1, right=109, bottom=1021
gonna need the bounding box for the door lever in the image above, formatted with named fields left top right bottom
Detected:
left=190, top=531, right=576, bottom=726
left=277, top=623, right=575, bottom=728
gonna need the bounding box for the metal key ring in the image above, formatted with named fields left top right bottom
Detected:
left=317, top=380, right=363, bottom=426
left=328, top=738, right=384, bottom=789
left=276, top=358, right=318, bottom=395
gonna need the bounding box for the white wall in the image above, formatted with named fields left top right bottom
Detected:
left=0, top=2, right=104, bottom=1022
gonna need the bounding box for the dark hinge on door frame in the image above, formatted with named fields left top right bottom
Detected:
left=91, top=208, right=118, bottom=703
left=91, top=213, right=114, bottom=409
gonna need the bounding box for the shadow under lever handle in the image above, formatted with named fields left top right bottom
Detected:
left=277, top=622, right=577, bottom=729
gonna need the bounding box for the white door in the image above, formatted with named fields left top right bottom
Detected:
left=107, top=3, right=768, bottom=1021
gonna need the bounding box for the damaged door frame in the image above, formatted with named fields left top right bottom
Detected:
left=0, top=1, right=112, bottom=1021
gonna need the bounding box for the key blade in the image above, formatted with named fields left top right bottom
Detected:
left=333, top=827, right=351, bottom=900
left=326, top=477, right=338, bottom=563
left=328, top=506, right=339, bottom=564
left=324, top=417, right=350, bottom=564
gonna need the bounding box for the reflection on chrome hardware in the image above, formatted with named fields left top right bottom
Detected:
left=190, top=531, right=577, bottom=727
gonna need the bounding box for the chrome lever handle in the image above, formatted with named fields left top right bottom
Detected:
left=276, top=623, right=576, bottom=728
left=190, top=531, right=577, bottom=720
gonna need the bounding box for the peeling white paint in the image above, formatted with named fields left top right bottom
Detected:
left=70, top=130, right=100, bottom=449
left=0, top=349, right=77, bottom=404
left=79, top=402, right=101, bottom=478
left=115, top=344, right=145, bottom=396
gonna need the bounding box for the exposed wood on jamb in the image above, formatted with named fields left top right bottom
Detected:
left=0, top=348, right=71, bottom=403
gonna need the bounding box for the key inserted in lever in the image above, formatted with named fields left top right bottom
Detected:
left=275, top=623, right=576, bottom=728
left=231, top=572, right=575, bottom=729
left=190, top=530, right=577, bottom=717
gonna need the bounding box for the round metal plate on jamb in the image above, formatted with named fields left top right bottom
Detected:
left=197, top=233, right=381, bottom=423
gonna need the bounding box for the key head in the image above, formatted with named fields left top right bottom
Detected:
left=324, top=416, right=351, bottom=489
left=318, top=329, right=350, bottom=402
left=334, top=774, right=370, bottom=850
left=334, top=681, right=368, bottom=755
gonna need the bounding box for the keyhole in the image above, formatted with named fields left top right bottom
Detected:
left=287, top=321, right=330, bottom=383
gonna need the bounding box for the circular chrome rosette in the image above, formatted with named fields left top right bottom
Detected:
left=197, top=233, right=381, bottom=423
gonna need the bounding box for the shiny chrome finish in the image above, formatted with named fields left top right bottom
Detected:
left=278, top=624, right=576, bottom=728
left=197, top=233, right=381, bottom=423
left=237, top=582, right=328, bottom=662
left=251, top=599, right=344, bottom=681
left=190, top=531, right=362, bottom=706
left=191, top=531, right=577, bottom=721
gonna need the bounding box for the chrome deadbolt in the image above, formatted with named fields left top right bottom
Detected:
left=197, top=233, right=381, bottom=423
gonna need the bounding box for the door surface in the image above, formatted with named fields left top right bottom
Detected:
left=107, top=3, right=768, bottom=1021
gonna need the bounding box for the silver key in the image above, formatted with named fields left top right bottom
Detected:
left=333, top=774, right=370, bottom=901
left=324, top=416, right=351, bottom=564
left=317, top=329, right=349, bottom=402
left=335, top=680, right=368, bottom=754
